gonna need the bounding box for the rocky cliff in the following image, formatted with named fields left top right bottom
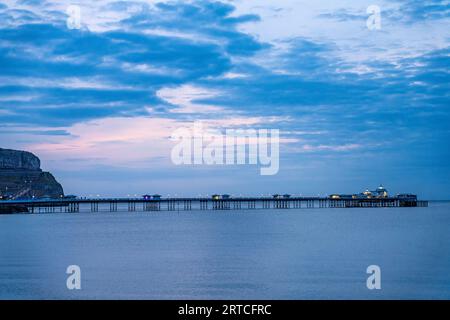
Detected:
left=0, top=148, right=41, bottom=170
left=0, top=148, right=64, bottom=199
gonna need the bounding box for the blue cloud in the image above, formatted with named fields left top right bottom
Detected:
left=319, top=0, right=450, bottom=23
left=397, top=0, right=450, bottom=20
left=318, top=9, right=366, bottom=22
left=0, top=1, right=263, bottom=125
left=1, top=1, right=448, bottom=130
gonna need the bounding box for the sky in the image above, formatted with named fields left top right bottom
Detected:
left=0, top=0, right=449, bottom=199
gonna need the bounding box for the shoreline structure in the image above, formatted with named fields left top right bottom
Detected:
left=0, top=190, right=428, bottom=214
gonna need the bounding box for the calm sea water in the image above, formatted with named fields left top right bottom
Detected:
left=1, top=202, right=449, bottom=299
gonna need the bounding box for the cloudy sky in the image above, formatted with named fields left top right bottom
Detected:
left=0, top=0, right=449, bottom=198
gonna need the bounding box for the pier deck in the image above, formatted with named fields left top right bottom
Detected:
left=0, top=196, right=428, bottom=214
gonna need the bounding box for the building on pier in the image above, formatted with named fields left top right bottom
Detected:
left=330, top=194, right=354, bottom=200
left=330, top=185, right=390, bottom=200
left=362, top=185, right=388, bottom=198
left=397, top=194, right=417, bottom=200
left=212, top=194, right=231, bottom=200
left=142, top=194, right=161, bottom=200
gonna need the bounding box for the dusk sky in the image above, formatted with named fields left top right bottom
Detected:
left=0, top=0, right=449, bottom=199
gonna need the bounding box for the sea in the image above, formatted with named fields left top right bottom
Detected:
left=1, top=201, right=449, bottom=299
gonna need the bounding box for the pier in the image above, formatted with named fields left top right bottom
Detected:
left=0, top=196, right=428, bottom=214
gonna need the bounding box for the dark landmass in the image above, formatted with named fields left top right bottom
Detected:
left=0, top=205, right=29, bottom=214
left=0, top=148, right=64, bottom=200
